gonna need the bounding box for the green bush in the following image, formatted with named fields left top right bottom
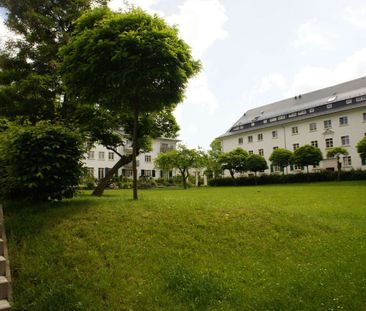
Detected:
left=209, top=170, right=366, bottom=186
left=0, top=122, right=84, bottom=201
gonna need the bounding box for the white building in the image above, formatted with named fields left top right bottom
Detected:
left=219, top=77, right=366, bottom=174
left=84, top=137, right=179, bottom=179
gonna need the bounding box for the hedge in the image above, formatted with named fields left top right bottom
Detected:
left=208, top=170, right=366, bottom=187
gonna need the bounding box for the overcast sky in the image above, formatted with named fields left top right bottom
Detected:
left=2, top=0, right=366, bottom=149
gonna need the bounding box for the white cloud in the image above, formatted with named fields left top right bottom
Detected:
left=241, top=73, right=288, bottom=110
left=291, top=20, right=334, bottom=49
left=174, top=71, right=219, bottom=121
left=0, top=16, right=19, bottom=47
left=108, top=0, right=160, bottom=13
left=167, top=0, right=228, bottom=58
left=343, top=6, right=366, bottom=30
left=287, top=48, right=366, bottom=96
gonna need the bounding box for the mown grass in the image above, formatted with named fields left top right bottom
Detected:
left=4, top=181, right=366, bottom=310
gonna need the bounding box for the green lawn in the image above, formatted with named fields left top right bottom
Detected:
left=4, top=181, right=366, bottom=310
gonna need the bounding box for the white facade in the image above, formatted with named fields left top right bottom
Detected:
left=219, top=77, right=366, bottom=174
left=84, top=137, right=179, bottom=179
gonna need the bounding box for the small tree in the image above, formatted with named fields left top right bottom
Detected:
left=219, top=148, right=248, bottom=179
left=246, top=154, right=268, bottom=185
left=155, top=145, right=202, bottom=189
left=0, top=122, right=84, bottom=201
left=292, top=145, right=323, bottom=175
left=357, top=137, right=366, bottom=164
left=326, top=147, right=348, bottom=181
left=205, top=139, right=223, bottom=179
left=269, top=148, right=292, bottom=175
left=61, top=7, right=200, bottom=200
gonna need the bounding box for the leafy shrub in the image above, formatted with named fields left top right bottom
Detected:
left=0, top=122, right=84, bottom=201
left=79, top=170, right=96, bottom=190
left=209, top=170, right=366, bottom=186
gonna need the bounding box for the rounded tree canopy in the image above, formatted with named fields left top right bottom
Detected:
left=326, top=147, right=348, bottom=158
left=60, top=7, right=201, bottom=113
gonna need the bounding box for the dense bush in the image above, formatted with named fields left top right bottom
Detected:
left=0, top=122, right=85, bottom=201
left=209, top=170, right=366, bottom=186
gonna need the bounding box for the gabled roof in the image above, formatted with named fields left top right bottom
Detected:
left=220, top=76, right=366, bottom=137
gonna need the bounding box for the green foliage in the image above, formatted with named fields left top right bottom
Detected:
left=292, top=145, right=323, bottom=173
left=204, top=139, right=223, bottom=179
left=246, top=154, right=268, bottom=174
left=269, top=148, right=293, bottom=172
left=356, top=137, right=366, bottom=158
left=0, top=122, right=84, bottom=201
left=155, top=145, right=203, bottom=189
left=209, top=170, right=366, bottom=186
left=326, top=147, right=348, bottom=158
left=61, top=7, right=200, bottom=114
left=0, top=0, right=104, bottom=123
left=219, top=147, right=248, bottom=179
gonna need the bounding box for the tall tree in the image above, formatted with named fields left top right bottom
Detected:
left=61, top=7, right=200, bottom=200
left=269, top=148, right=292, bottom=175
left=291, top=145, right=323, bottom=175
left=219, top=148, right=248, bottom=179
left=0, top=0, right=106, bottom=123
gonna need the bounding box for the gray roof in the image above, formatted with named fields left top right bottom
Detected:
left=221, top=76, right=366, bottom=137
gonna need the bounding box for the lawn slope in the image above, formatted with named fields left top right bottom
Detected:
left=4, top=181, right=366, bottom=310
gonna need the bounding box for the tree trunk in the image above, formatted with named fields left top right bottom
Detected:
left=229, top=170, right=235, bottom=180
left=254, top=171, right=257, bottom=185
left=180, top=169, right=187, bottom=189
left=132, top=105, right=139, bottom=200
left=337, top=156, right=341, bottom=181
left=92, top=154, right=133, bottom=196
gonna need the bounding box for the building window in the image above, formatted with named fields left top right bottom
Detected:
left=346, top=99, right=352, bottom=104
left=362, top=157, right=366, bottom=165
left=87, top=151, right=95, bottom=160
left=341, top=135, right=350, bottom=146
left=278, top=115, right=286, bottom=120
left=363, top=112, right=366, bottom=122
left=108, top=152, right=114, bottom=160
left=298, top=110, right=306, bottom=116
left=311, top=140, right=318, bottom=148
left=324, top=120, right=332, bottom=129
left=309, top=123, right=317, bottom=132
left=145, top=155, right=152, bottom=163
left=98, top=152, right=105, bottom=160
left=289, top=112, right=297, bottom=118
left=258, top=149, right=264, bottom=156
left=272, top=130, right=278, bottom=139
left=339, top=116, right=348, bottom=126
left=326, top=103, right=332, bottom=109
left=248, top=150, right=253, bottom=155
left=343, top=156, right=352, bottom=166
left=325, top=138, right=333, bottom=148
left=238, top=137, right=243, bottom=144
left=248, top=135, right=253, bottom=143
left=309, top=108, right=315, bottom=113
left=257, top=133, right=263, bottom=141
left=273, top=146, right=279, bottom=150
left=87, top=167, right=94, bottom=177
left=98, top=168, right=105, bottom=179
left=356, top=96, right=366, bottom=102
left=291, top=126, right=298, bottom=135
left=270, top=117, right=277, bottom=122
left=293, top=143, right=299, bottom=151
